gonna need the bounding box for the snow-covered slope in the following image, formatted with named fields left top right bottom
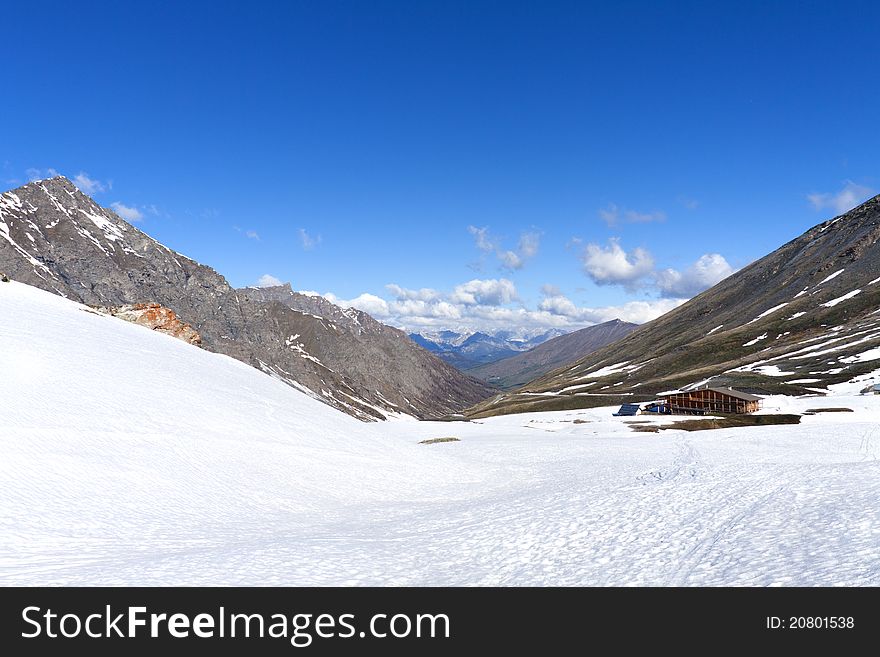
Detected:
left=2, top=281, right=879, bottom=585
left=0, top=281, right=482, bottom=582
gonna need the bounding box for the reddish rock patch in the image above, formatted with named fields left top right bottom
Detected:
left=96, top=303, right=202, bottom=346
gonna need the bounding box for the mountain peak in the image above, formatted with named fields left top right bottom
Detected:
left=14, top=175, right=77, bottom=192
left=250, top=282, right=293, bottom=293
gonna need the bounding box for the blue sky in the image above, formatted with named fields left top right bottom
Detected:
left=3, top=1, right=878, bottom=333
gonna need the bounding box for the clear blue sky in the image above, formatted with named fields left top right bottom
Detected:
left=3, top=0, right=878, bottom=333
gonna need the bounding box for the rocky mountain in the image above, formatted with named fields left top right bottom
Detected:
left=467, top=319, right=638, bottom=390
left=410, top=328, right=567, bottom=370
left=0, top=176, right=493, bottom=420
left=468, top=195, right=880, bottom=418
left=239, top=282, right=493, bottom=414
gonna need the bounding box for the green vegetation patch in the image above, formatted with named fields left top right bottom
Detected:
left=630, top=414, right=802, bottom=433
left=418, top=436, right=461, bottom=445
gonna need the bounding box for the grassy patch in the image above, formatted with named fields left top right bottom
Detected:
left=631, top=414, right=801, bottom=433
left=804, top=407, right=853, bottom=414
left=630, top=425, right=661, bottom=433
left=418, top=437, right=461, bottom=445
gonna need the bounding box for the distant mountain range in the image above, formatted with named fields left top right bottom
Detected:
left=409, top=328, right=567, bottom=370
left=466, top=319, right=638, bottom=390
left=0, top=177, right=493, bottom=420
left=468, top=193, right=880, bottom=418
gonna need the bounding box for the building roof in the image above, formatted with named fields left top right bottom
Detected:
left=661, top=387, right=762, bottom=402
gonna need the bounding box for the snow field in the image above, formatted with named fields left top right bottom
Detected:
left=2, top=281, right=879, bottom=586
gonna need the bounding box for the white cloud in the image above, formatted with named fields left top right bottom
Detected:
left=539, top=289, right=686, bottom=325
left=110, top=202, right=144, bottom=223
left=807, top=180, right=875, bottom=215
left=655, top=253, right=735, bottom=298
left=518, top=231, right=540, bottom=258
left=26, top=167, right=60, bottom=182
left=467, top=225, right=495, bottom=252
left=232, top=225, right=261, bottom=240
left=255, top=274, right=283, bottom=287
left=581, top=238, right=655, bottom=288
left=73, top=171, right=109, bottom=195
left=386, top=284, right=442, bottom=302
left=320, top=276, right=685, bottom=333
left=450, top=278, right=518, bottom=306
left=467, top=226, right=540, bottom=270
left=342, top=293, right=390, bottom=317
left=497, top=250, right=523, bottom=270
left=393, top=298, right=463, bottom=320
left=298, top=228, right=321, bottom=250
left=598, top=203, right=666, bottom=228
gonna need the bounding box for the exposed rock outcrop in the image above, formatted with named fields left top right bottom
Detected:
left=97, top=303, right=202, bottom=345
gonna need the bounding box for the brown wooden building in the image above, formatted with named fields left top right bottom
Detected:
left=659, top=387, right=761, bottom=415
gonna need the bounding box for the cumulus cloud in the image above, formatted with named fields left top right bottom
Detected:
left=340, top=293, right=390, bottom=317
left=386, top=284, right=442, bottom=302
left=467, top=225, right=540, bottom=271
left=807, top=180, right=875, bottom=215
left=317, top=275, right=688, bottom=333
left=655, top=253, right=735, bottom=298
left=598, top=203, right=666, bottom=228
left=539, top=288, right=686, bottom=325
left=450, top=278, right=518, bottom=306
left=581, top=238, right=655, bottom=288
left=255, top=274, right=283, bottom=287
left=73, top=171, right=109, bottom=195
left=298, top=228, right=321, bottom=250
left=319, top=278, right=521, bottom=330
left=110, top=202, right=144, bottom=222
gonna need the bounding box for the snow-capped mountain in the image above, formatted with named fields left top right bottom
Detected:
left=469, top=193, right=880, bottom=418
left=0, top=176, right=493, bottom=420
left=409, top=327, right=568, bottom=370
